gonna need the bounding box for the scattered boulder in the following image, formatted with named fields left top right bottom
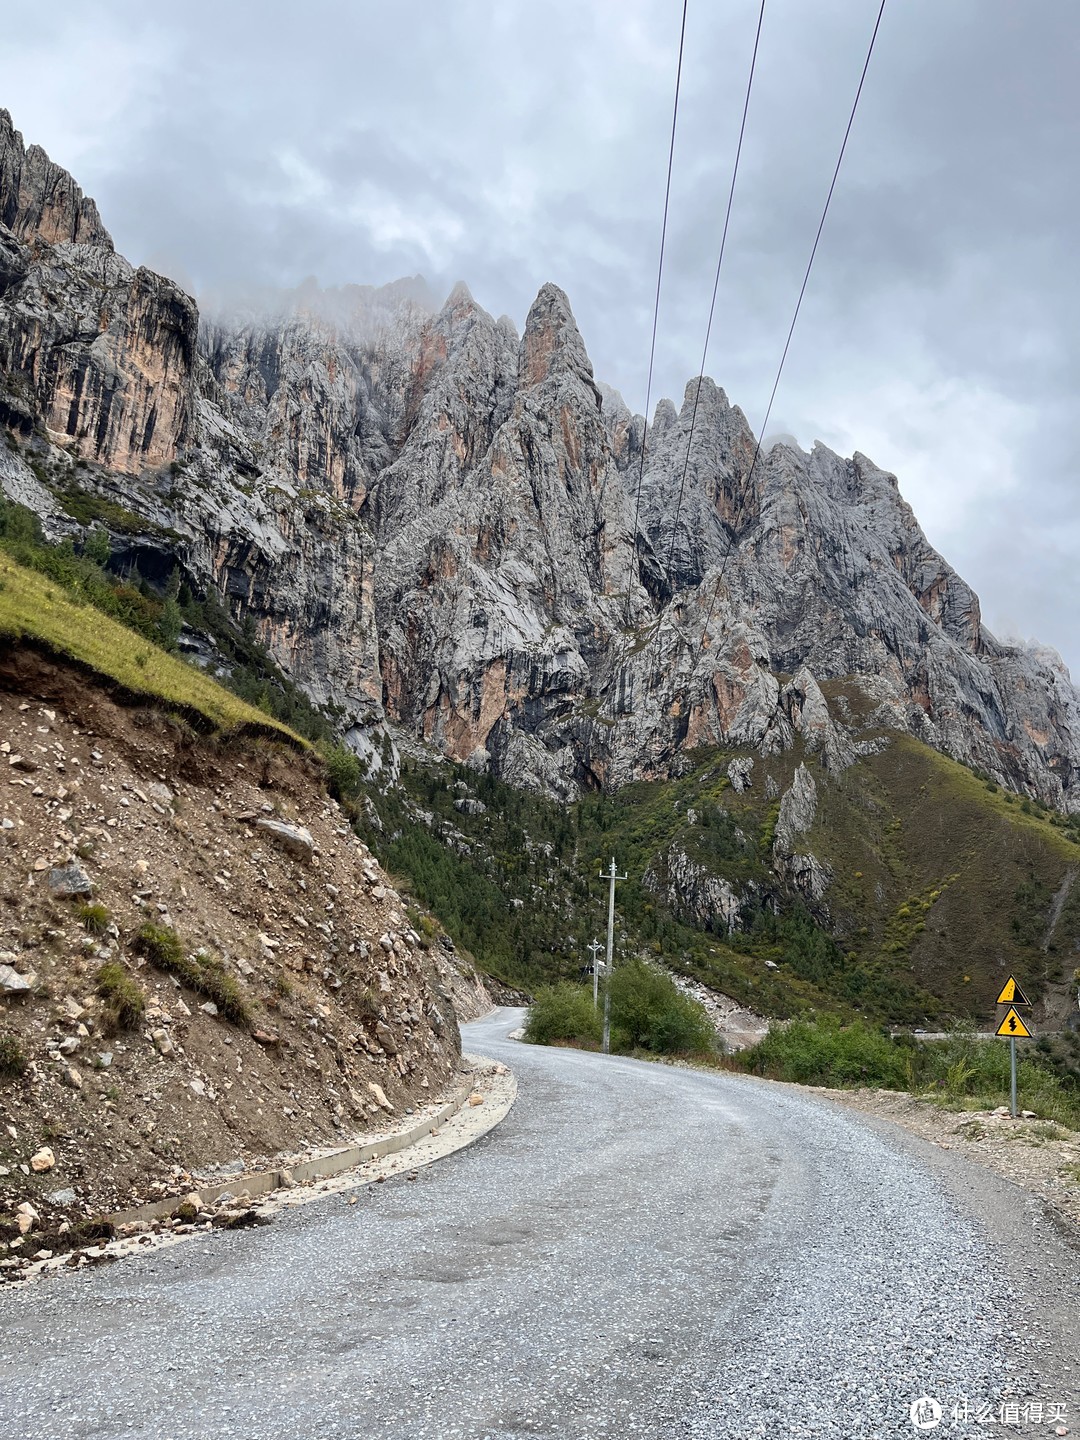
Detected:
left=254, top=818, right=315, bottom=862
left=367, top=1081, right=394, bottom=1113
left=60, top=1065, right=83, bottom=1091
left=0, top=964, right=33, bottom=996
left=45, top=1188, right=76, bottom=1206
left=453, top=798, right=487, bottom=815
left=151, top=1029, right=174, bottom=1056
left=727, top=757, right=754, bottom=792
left=29, top=1147, right=55, bottom=1173
left=375, top=1021, right=398, bottom=1055
left=47, top=862, right=93, bottom=898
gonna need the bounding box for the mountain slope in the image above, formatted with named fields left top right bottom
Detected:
left=0, top=108, right=1077, bottom=815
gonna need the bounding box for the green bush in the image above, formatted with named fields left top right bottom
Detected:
left=84, top=526, right=111, bottom=567
left=78, top=901, right=111, bottom=935
left=608, top=960, right=715, bottom=1056
left=525, top=963, right=714, bottom=1058
left=525, top=983, right=603, bottom=1048
left=739, top=1019, right=1080, bottom=1127
left=0, top=1032, right=26, bottom=1079
left=739, top=1015, right=909, bottom=1088
left=319, top=740, right=364, bottom=801
left=95, top=962, right=145, bottom=1030
left=134, top=922, right=250, bottom=1026
left=917, top=1031, right=1080, bottom=1126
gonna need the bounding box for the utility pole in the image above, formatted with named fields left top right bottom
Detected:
left=599, top=857, right=627, bottom=1054
left=588, top=939, right=603, bottom=1010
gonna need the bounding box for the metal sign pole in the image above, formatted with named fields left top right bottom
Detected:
left=995, top=976, right=1032, bottom=1117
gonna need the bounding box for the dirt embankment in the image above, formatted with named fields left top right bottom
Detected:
left=0, top=647, right=490, bottom=1254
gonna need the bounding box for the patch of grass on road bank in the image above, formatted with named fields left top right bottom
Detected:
left=738, top=1017, right=1080, bottom=1128
left=0, top=551, right=303, bottom=744
left=525, top=961, right=716, bottom=1059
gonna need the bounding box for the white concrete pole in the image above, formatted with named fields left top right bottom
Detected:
left=588, top=939, right=603, bottom=1010
left=599, top=858, right=627, bottom=1054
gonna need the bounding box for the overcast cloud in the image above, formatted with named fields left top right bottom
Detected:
left=2, top=0, right=1076, bottom=670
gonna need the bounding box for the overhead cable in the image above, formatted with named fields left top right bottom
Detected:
left=625, top=0, right=689, bottom=627
left=692, top=0, right=887, bottom=665
left=664, top=0, right=767, bottom=584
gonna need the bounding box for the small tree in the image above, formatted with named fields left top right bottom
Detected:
left=84, top=525, right=111, bottom=567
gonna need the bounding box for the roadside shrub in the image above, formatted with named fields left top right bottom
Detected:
left=134, top=922, right=250, bottom=1026
left=609, top=960, right=715, bottom=1056
left=525, top=963, right=714, bottom=1058
left=740, top=1020, right=1080, bottom=1127
left=0, top=1033, right=26, bottom=1079
left=95, top=962, right=145, bottom=1030
left=78, top=901, right=111, bottom=935
left=739, top=1015, right=909, bottom=1088
left=918, top=1031, right=1080, bottom=1127
left=525, top=982, right=603, bottom=1048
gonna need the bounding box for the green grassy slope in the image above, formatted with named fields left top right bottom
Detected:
left=0, top=551, right=304, bottom=744
left=358, top=731, right=1080, bottom=1030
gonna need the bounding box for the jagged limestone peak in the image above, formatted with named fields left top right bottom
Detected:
left=0, top=108, right=113, bottom=250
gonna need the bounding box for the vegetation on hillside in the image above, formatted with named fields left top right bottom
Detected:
left=738, top=1016, right=1080, bottom=1128
left=525, top=962, right=716, bottom=1058
left=0, top=543, right=302, bottom=744
left=347, top=742, right=1080, bottom=1041
left=0, top=493, right=182, bottom=651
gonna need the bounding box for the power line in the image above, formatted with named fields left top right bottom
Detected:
left=625, top=0, right=689, bottom=627
left=691, top=0, right=887, bottom=666
left=664, top=0, right=767, bottom=584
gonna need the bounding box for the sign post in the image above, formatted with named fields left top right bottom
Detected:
left=994, top=977, right=1032, bottom=1118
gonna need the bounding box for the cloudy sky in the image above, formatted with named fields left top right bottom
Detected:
left=3, top=1, right=1077, bottom=670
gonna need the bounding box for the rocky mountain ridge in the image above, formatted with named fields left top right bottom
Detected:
left=1, top=108, right=1077, bottom=811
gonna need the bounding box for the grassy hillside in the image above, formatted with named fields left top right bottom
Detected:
left=0, top=551, right=303, bottom=744
left=354, top=733, right=1080, bottom=1031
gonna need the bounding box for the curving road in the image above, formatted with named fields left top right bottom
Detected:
left=2, top=1008, right=1077, bottom=1439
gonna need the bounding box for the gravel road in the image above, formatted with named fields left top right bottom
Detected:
left=2, top=1007, right=1077, bottom=1439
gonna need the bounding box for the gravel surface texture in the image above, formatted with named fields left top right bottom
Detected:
left=1, top=1007, right=1077, bottom=1439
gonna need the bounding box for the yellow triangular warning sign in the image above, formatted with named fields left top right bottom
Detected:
left=995, top=975, right=1031, bottom=1007
left=996, top=1007, right=1032, bottom=1038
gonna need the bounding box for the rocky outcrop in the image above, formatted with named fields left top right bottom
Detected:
left=1, top=111, right=1079, bottom=813
left=0, top=110, right=112, bottom=249
left=773, top=764, right=831, bottom=907
left=0, top=112, right=197, bottom=473
left=645, top=840, right=746, bottom=934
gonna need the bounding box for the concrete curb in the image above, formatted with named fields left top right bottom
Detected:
left=108, top=1074, right=476, bottom=1228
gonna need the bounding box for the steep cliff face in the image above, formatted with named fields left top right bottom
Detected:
left=0, top=110, right=197, bottom=471
left=1, top=111, right=1078, bottom=812
left=0, top=110, right=111, bottom=249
